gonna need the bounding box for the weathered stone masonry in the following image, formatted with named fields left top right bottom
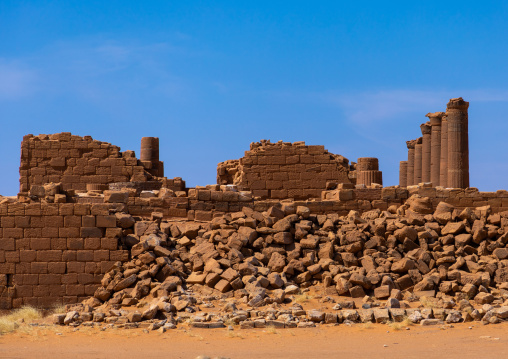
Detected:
left=399, top=98, right=470, bottom=189
left=0, top=113, right=505, bottom=310
left=406, top=139, right=416, bottom=186
left=0, top=202, right=128, bottom=309
left=19, top=133, right=160, bottom=194
left=356, top=157, right=383, bottom=187
left=217, top=140, right=353, bottom=200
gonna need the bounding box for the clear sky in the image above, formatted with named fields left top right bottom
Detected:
left=1, top=1, right=507, bottom=195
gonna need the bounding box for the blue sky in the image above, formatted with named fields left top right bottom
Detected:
left=1, top=1, right=507, bottom=195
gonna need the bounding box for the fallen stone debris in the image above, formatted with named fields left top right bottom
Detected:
left=54, top=196, right=508, bottom=330
left=1, top=102, right=506, bottom=333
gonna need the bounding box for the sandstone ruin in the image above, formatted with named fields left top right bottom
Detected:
left=217, top=140, right=353, bottom=200
left=2, top=97, right=508, bottom=330
left=400, top=97, right=470, bottom=188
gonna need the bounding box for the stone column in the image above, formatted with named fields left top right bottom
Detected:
left=406, top=140, right=416, bottom=186
left=356, top=157, right=383, bottom=186
left=414, top=137, right=423, bottom=185
left=420, top=122, right=432, bottom=183
left=427, top=112, right=444, bottom=186
left=446, top=97, right=469, bottom=188
left=141, top=137, right=164, bottom=177
left=399, top=161, right=408, bottom=187
left=141, top=137, right=159, bottom=162
left=440, top=114, right=448, bottom=187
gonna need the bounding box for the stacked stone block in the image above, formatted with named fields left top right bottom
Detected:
left=440, top=114, right=449, bottom=187
left=414, top=138, right=423, bottom=185
left=140, top=137, right=164, bottom=178
left=19, top=133, right=152, bottom=194
left=2, top=188, right=508, bottom=309
left=217, top=140, right=351, bottom=200
left=0, top=202, right=128, bottom=309
left=420, top=122, right=431, bottom=183
left=406, top=140, right=416, bottom=186
left=356, top=157, right=383, bottom=186
left=4, top=130, right=506, bottom=312
left=427, top=112, right=444, bottom=187
left=399, top=98, right=469, bottom=189
left=447, top=98, right=470, bottom=188
left=399, top=161, right=407, bottom=187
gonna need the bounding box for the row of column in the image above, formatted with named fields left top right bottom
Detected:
left=399, top=97, right=469, bottom=188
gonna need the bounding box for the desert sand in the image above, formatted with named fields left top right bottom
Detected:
left=0, top=322, right=507, bottom=359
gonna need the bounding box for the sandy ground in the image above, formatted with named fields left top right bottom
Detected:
left=0, top=322, right=507, bottom=359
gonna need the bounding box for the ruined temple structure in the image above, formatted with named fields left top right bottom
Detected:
left=20, top=133, right=166, bottom=193
left=399, top=97, right=469, bottom=189
left=0, top=127, right=507, bottom=310
left=217, top=140, right=379, bottom=200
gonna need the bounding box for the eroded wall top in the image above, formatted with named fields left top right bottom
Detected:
left=217, top=140, right=352, bottom=200
left=19, top=132, right=153, bottom=194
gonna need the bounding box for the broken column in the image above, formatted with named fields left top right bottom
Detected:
left=427, top=112, right=444, bottom=186
left=446, top=97, right=469, bottom=188
left=406, top=140, right=416, bottom=186
left=140, top=137, right=164, bottom=177
left=356, top=157, right=383, bottom=186
left=420, top=122, right=432, bottom=183
left=399, top=161, right=408, bottom=187
left=440, top=114, right=448, bottom=187
left=414, top=137, right=423, bottom=185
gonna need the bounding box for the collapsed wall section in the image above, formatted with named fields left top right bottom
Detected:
left=19, top=133, right=154, bottom=195
left=217, top=140, right=352, bottom=200
left=2, top=186, right=508, bottom=309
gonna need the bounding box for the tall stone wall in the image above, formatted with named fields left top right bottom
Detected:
left=0, top=202, right=128, bottom=309
left=217, top=140, right=352, bottom=200
left=19, top=133, right=155, bottom=195
left=2, top=185, right=508, bottom=309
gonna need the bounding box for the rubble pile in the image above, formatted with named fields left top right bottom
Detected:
left=55, top=195, right=508, bottom=330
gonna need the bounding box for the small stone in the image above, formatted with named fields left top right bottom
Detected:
left=445, top=310, right=462, bottom=324
left=127, top=312, right=142, bottom=323
left=64, top=311, right=78, bottom=325
left=421, top=319, right=444, bottom=326
left=386, top=298, right=400, bottom=308
left=308, top=310, right=325, bottom=323
left=408, top=310, right=422, bottom=323
left=285, top=285, right=300, bottom=295
left=53, top=314, right=66, bottom=325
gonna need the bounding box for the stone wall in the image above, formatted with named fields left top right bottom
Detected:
left=3, top=131, right=508, bottom=310
left=93, top=185, right=508, bottom=223
left=19, top=133, right=154, bottom=194
left=217, top=140, right=352, bottom=200
left=0, top=202, right=128, bottom=309
left=2, top=185, right=508, bottom=309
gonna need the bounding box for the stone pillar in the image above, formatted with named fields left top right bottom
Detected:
left=141, top=137, right=159, bottom=162
left=399, top=161, right=408, bottom=187
left=440, top=114, right=448, bottom=187
left=140, top=137, right=164, bottom=177
left=414, top=137, right=423, bottom=185
left=356, top=157, right=383, bottom=186
left=406, top=140, right=416, bottom=186
left=427, top=112, right=444, bottom=186
left=447, top=97, right=469, bottom=188
left=420, top=122, right=432, bottom=183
